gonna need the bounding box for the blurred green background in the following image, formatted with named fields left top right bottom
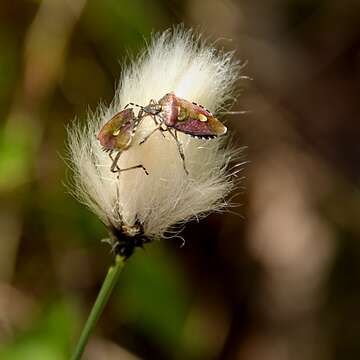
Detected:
left=0, top=0, right=360, bottom=359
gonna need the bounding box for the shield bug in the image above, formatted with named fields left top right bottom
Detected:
left=127, top=93, right=227, bottom=174
left=97, top=108, right=148, bottom=175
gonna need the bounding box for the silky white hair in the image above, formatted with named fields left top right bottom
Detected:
left=67, top=27, right=243, bottom=240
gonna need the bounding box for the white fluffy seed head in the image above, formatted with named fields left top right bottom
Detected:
left=67, top=27, right=243, bottom=240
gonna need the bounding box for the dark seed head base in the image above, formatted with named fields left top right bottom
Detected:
left=108, top=220, right=150, bottom=260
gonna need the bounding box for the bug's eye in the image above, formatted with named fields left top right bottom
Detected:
left=113, top=129, right=121, bottom=136
left=155, top=105, right=162, bottom=112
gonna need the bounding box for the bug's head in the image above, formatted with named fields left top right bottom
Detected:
left=143, top=102, right=162, bottom=116
left=97, top=108, right=135, bottom=151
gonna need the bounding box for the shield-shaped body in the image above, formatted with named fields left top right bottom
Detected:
left=97, top=108, right=137, bottom=151
left=97, top=108, right=148, bottom=175
left=158, top=93, right=227, bottom=138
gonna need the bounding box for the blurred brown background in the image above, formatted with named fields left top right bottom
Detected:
left=0, top=0, right=359, bottom=359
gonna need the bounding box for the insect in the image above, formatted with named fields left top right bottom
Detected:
left=97, top=108, right=148, bottom=176
left=127, top=92, right=227, bottom=174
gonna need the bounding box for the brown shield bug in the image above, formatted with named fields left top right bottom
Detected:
left=97, top=108, right=148, bottom=175
left=127, top=92, right=227, bottom=174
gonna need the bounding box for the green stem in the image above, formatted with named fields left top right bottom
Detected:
left=71, top=255, right=126, bottom=360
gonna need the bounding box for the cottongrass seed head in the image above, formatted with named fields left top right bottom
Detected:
left=67, top=26, right=244, bottom=243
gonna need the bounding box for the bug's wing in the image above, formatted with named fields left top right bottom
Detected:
left=173, top=115, right=227, bottom=138
left=97, top=108, right=136, bottom=150
left=171, top=96, right=227, bottom=138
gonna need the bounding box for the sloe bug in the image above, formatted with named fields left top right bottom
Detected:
left=97, top=108, right=148, bottom=176
left=126, top=92, right=227, bottom=174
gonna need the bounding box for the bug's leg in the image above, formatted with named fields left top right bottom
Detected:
left=133, top=109, right=144, bottom=132
left=134, top=109, right=150, bottom=131
left=109, top=150, right=120, bottom=172
left=110, top=151, right=148, bottom=177
left=151, top=114, right=159, bottom=125
left=151, top=115, right=166, bottom=138
left=110, top=151, right=122, bottom=173
left=139, top=124, right=163, bottom=145
left=168, top=130, right=189, bottom=175
left=108, top=149, right=114, bottom=161
left=117, top=164, right=149, bottom=176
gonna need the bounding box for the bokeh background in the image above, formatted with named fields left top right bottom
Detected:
left=0, top=0, right=359, bottom=359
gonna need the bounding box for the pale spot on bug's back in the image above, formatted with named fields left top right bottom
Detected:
left=113, top=129, right=120, bottom=136
left=198, top=114, right=208, bottom=122
left=178, top=106, right=187, bottom=121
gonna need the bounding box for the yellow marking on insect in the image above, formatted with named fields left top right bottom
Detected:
left=198, top=114, right=208, bottom=122
left=177, top=106, right=187, bottom=121
left=113, top=129, right=121, bottom=136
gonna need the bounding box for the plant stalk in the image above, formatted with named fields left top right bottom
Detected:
left=71, top=254, right=126, bottom=360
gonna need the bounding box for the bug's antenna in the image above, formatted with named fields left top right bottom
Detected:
left=124, top=102, right=144, bottom=110
left=217, top=110, right=251, bottom=115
